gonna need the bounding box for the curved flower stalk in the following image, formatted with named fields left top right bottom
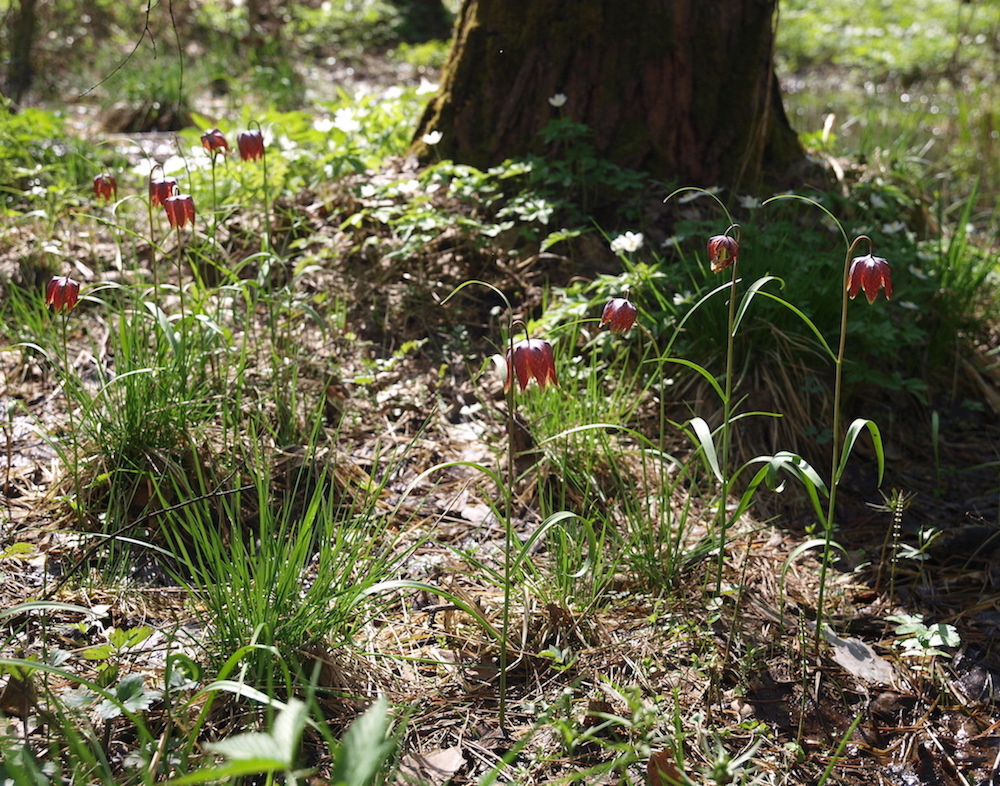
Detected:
left=163, top=188, right=197, bottom=392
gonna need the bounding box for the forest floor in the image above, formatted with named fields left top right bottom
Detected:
left=2, top=51, right=1000, bottom=786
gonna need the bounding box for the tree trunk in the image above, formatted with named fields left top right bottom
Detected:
left=4, top=0, right=39, bottom=105
left=412, top=0, right=806, bottom=191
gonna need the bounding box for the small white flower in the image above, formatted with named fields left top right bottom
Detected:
left=396, top=179, right=420, bottom=195
left=677, top=186, right=722, bottom=204
left=332, top=107, right=361, bottom=134
left=548, top=93, right=567, bottom=108
left=870, top=193, right=887, bottom=209
left=737, top=195, right=761, bottom=209
left=882, top=220, right=907, bottom=235
left=610, top=231, right=644, bottom=255
left=416, top=77, right=439, bottom=95
left=313, top=117, right=335, bottom=133
left=422, top=130, right=443, bottom=146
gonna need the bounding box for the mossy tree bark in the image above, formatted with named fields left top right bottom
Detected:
left=412, top=0, right=806, bottom=190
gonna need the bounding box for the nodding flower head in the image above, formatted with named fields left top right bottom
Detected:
left=164, top=194, right=196, bottom=229
left=600, top=297, right=638, bottom=334
left=46, top=275, right=81, bottom=313
left=237, top=130, right=265, bottom=162
left=200, top=128, right=229, bottom=157
left=505, top=338, right=558, bottom=393
left=707, top=234, right=740, bottom=273
left=149, top=176, right=178, bottom=207
left=847, top=253, right=893, bottom=304
left=93, top=173, right=117, bottom=201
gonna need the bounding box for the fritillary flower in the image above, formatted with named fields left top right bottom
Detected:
left=600, top=297, right=638, bottom=334
left=847, top=253, right=893, bottom=304
left=46, top=276, right=80, bottom=312
left=149, top=176, right=178, bottom=207
left=505, top=338, right=558, bottom=392
left=93, top=173, right=117, bottom=201
left=707, top=234, right=740, bottom=273
left=164, top=194, right=196, bottom=229
left=201, top=128, right=229, bottom=157
left=237, top=129, right=265, bottom=162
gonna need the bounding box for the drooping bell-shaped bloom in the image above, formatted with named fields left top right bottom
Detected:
left=164, top=193, right=196, bottom=229
left=847, top=253, right=893, bottom=304
left=237, top=130, right=265, bottom=162
left=201, top=128, right=229, bottom=157
left=149, top=176, right=178, bottom=207
left=707, top=234, right=740, bottom=273
left=600, top=297, right=638, bottom=334
left=93, top=173, right=117, bottom=201
left=505, top=338, right=558, bottom=393
left=46, top=275, right=81, bottom=312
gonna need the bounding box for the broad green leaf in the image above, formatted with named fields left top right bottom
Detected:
left=205, top=698, right=307, bottom=767
left=330, top=696, right=395, bottom=786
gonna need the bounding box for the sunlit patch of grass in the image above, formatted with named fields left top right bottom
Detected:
left=779, top=0, right=1000, bottom=214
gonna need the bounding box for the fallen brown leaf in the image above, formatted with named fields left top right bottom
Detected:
left=396, top=745, right=465, bottom=785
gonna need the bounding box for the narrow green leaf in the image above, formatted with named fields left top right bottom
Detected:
left=732, top=275, right=783, bottom=336
left=837, top=418, right=884, bottom=485
left=688, top=417, right=722, bottom=482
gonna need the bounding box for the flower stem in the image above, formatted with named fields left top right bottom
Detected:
left=59, top=314, right=83, bottom=525
left=714, top=226, right=741, bottom=596
left=814, top=234, right=870, bottom=652
left=499, top=319, right=525, bottom=728
left=176, top=226, right=188, bottom=402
